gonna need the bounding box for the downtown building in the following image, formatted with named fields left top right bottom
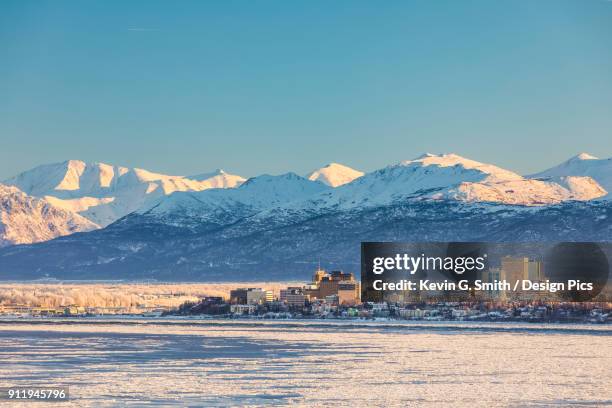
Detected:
left=229, top=288, right=274, bottom=305
left=303, top=269, right=361, bottom=306
left=280, top=287, right=308, bottom=308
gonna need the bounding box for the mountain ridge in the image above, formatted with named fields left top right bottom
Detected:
left=0, top=183, right=98, bottom=247
left=1, top=199, right=609, bottom=280
left=0, top=152, right=609, bottom=259
left=4, top=160, right=246, bottom=227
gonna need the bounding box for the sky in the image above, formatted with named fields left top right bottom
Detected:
left=1, top=0, right=612, bottom=180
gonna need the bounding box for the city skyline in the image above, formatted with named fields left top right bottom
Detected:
left=2, top=1, right=612, bottom=180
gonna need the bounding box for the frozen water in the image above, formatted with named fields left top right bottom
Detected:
left=0, top=319, right=610, bottom=407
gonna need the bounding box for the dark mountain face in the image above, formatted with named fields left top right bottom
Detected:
left=1, top=200, right=610, bottom=281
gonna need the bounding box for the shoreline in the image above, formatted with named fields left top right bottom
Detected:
left=0, top=316, right=610, bottom=334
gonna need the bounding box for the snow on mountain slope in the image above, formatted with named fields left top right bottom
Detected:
left=188, top=169, right=246, bottom=187
left=306, top=163, right=364, bottom=187
left=4, top=161, right=245, bottom=226
left=529, top=153, right=612, bottom=198
left=300, top=153, right=522, bottom=208
left=138, top=173, right=330, bottom=226
left=442, top=177, right=606, bottom=205
left=0, top=184, right=98, bottom=247
left=289, top=153, right=606, bottom=211
left=2, top=153, right=608, bottom=245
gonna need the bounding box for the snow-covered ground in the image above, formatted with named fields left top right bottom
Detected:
left=0, top=319, right=610, bottom=407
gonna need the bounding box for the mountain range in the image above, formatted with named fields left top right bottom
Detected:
left=4, top=160, right=246, bottom=227
left=0, top=153, right=610, bottom=280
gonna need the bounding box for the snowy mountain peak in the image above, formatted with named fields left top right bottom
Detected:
left=184, top=169, right=245, bottom=188
left=0, top=183, right=98, bottom=247
left=529, top=153, right=611, bottom=198
left=570, top=152, right=598, bottom=161
left=64, top=159, right=87, bottom=170
left=3, top=153, right=611, bottom=248
left=399, top=153, right=522, bottom=182
left=4, top=161, right=246, bottom=227
left=306, top=163, right=364, bottom=187
left=293, top=152, right=605, bottom=211
left=139, top=171, right=330, bottom=224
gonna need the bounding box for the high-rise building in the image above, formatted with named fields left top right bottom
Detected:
left=501, top=257, right=544, bottom=284
left=313, top=268, right=327, bottom=284
left=230, top=304, right=256, bottom=315
left=304, top=269, right=360, bottom=305
left=501, top=257, right=529, bottom=285
left=480, top=267, right=505, bottom=298
left=528, top=260, right=544, bottom=281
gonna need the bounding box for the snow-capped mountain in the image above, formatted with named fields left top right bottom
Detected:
left=4, top=160, right=245, bottom=227
left=0, top=152, right=610, bottom=280
left=529, top=153, right=612, bottom=199
left=187, top=169, right=247, bottom=187
left=138, top=172, right=330, bottom=227
left=306, top=163, right=364, bottom=187
left=0, top=184, right=97, bottom=247
left=294, top=153, right=606, bottom=212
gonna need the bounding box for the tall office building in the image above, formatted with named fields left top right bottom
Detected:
left=480, top=267, right=505, bottom=298
left=501, top=257, right=544, bottom=284
left=304, top=269, right=361, bottom=305
left=501, top=257, right=529, bottom=284
left=528, top=260, right=544, bottom=282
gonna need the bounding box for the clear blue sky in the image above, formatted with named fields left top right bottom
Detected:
left=1, top=0, right=612, bottom=179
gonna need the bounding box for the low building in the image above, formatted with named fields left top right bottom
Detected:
left=64, top=305, right=87, bottom=316
left=398, top=308, right=426, bottom=319
left=230, top=304, right=256, bottom=315
left=367, top=302, right=390, bottom=317
left=337, top=281, right=359, bottom=306
left=230, top=288, right=273, bottom=305
left=280, top=287, right=307, bottom=307
left=309, top=299, right=332, bottom=315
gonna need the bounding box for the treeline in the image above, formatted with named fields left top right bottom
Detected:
left=0, top=282, right=297, bottom=308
